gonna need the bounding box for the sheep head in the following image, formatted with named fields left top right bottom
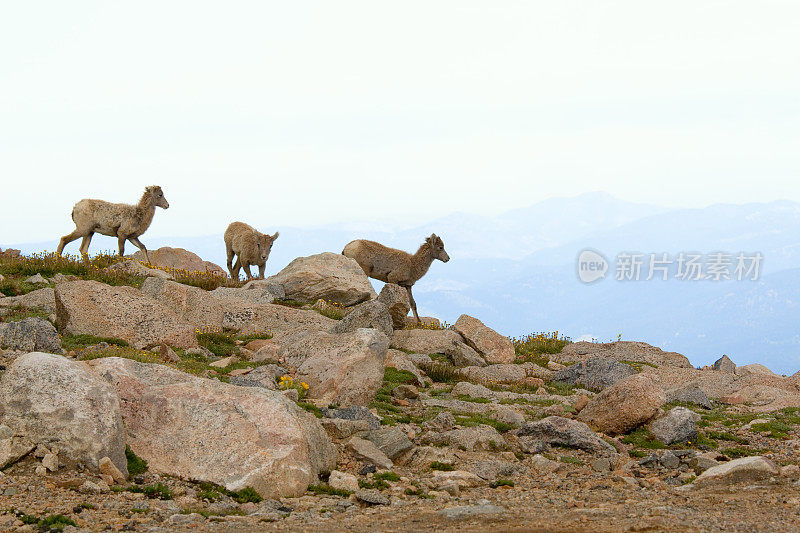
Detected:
left=146, top=185, right=170, bottom=209
left=258, top=231, right=279, bottom=262
left=426, top=233, right=450, bottom=263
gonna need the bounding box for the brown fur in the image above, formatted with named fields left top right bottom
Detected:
left=224, top=221, right=279, bottom=280
left=56, top=186, right=169, bottom=262
left=342, top=234, right=449, bottom=323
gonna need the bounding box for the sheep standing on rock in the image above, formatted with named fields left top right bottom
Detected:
left=224, top=222, right=279, bottom=281
left=56, top=186, right=169, bottom=262
left=342, top=234, right=450, bottom=324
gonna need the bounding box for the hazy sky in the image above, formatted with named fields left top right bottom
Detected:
left=1, top=1, right=799, bottom=243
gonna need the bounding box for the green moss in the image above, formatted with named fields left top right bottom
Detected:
left=127, top=483, right=172, bottom=500
left=1, top=306, right=51, bottom=323
left=454, top=413, right=514, bottom=432
left=298, top=402, right=323, bottom=418
left=490, top=479, right=515, bottom=487
left=749, top=420, right=793, bottom=438
left=706, top=431, right=749, bottom=444
left=559, top=455, right=583, bottom=465
left=126, top=445, right=148, bottom=476
left=621, top=428, right=666, bottom=450
left=374, top=471, right=400, bottom=482
left=39, top=514, right=78, bottom=530
left=430, top=461, right=455, bottom=471
left=721, top=446, right=768, bottom=458
left=62, top=333, right=130, bottom=351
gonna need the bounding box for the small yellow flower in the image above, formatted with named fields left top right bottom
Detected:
left=301, top=382, right=309, bottom=389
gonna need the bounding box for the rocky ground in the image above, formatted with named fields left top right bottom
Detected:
left=0, top=247, right=799, bottom=532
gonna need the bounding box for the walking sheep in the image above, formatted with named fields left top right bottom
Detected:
left=56, top=186, right=169, bottom=262
left=342, top=234, right=450, bottom=324
left=224, top=222, right=279, bottom=281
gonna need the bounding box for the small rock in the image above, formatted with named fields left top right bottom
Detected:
left=209, top=355, right=239, bottom=368
left=432, top=470, right=484, bottom=489
left=439, top=502, right=505, bottom=520
left=281, top=388, right=299, bottom=401
left=690, top=456, right=720, bottom=475
left=358, top=464, right=377, bottom=476
left=34, top=465, right=48, bottom=476
left=355, top=490, right=390, bottom=505
left=648, top=407, right=700, bottom=445
left=423, top=412, right=456, bottom=432
left=159, top=343, right=181, bottom=363
left=391, top=384, right=419, bottom=399
left=515, top=416, right=616, bottom=456
left=712, top=355, right=736, bottom=373
left=665, top=384, right=713, bottom=410
left=323, top=406, right=381, bottom=430
left=33, top=444, right=51, bottom=458
left=552, top=357, right=636, bottom=391
left=660, top=450, right=680, bottom=470
left=363, top=427, right=414, bottom=460
left=694, top=456, right=778, bottom=486
left=320, top=418, right=371, bottom=439
left=42, top=453, right=59, bottom=472
left=79, top=480, right=104, bottom=494
left=25, top=273, right=48, bottom=284
left=346, top=437, right=393, bottom=469
left=100, top=456, right=127, bottom=483
left=328, top=470, right=359, bottom=492
left=590, top=457, right=611, bottom=472
left=572, top=395, right=590, bottom=413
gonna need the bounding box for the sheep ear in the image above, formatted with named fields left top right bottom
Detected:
left=272, top=231, right=279, bottom=240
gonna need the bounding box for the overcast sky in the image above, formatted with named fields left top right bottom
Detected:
left=1, top=1, right=799, bottom=244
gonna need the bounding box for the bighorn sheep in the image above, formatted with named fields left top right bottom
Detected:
left=224, top=221, right=279, bottom=280
left=342, top=234, right=450, bottom=324
left=56, top=186, right=169, bottom=262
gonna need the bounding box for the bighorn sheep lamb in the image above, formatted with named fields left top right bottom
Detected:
left=342, top=234, right=450, bottom=324
left=224, top=221, right=279, bottom=280
left=56, top=185, right=169, bottom=262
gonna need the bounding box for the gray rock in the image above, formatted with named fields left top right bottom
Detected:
left=211, top=284, right=284, bottom=304
left=660, top=450, right=680, bottom=469
left=330, top=300, right=393, bottom=338
left=363, top=427, right=414, bottom=459
left=648, top=407, right=700, bottom=445
left=590, top=457, right=612, bottom=472
left=320, top=418, right=371, bottom=439
left=355, top=490, right=390, bottom=505
left=25, top=273, right=48, bottom=284
left=322, top=406, right=381, bottom=430
left=694, top=456, right=778, bottom=486
left=690, top=456, right=720, bottom=474
left=280, top=329, right=388, bottom=406
left=665, top=384, right=713, bottom=410
left=423, top=425, right=507, bottom=452
left=712, top=355, right=736, bottom=373
left=0, top=353, right=127, bottom=473
left=376, top=283, right=410, bottom=330
left=469, top=460, right=523, bottom=481
left=422, top=412, right=456, bottom=432
left=0, top=424, right=35, bottom=469
left=439, top=502, right=505, bottom=520
left=552, top=357, right=635, bottom=391
left=345, top=437, right=393, bottom=469
left=515, top=416, right=617, bottom=457
left=266, top=252, right=376, bottom=306
left=228, top=364, right=288, bottom=390
left=0, top=317, right=62, bottom=354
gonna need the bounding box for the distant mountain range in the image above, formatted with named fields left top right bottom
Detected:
left=6, top=192, right=800, bottom=373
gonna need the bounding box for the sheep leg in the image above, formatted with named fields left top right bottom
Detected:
left=79, top=233, right=94, bottom=258
left=242, top=260, right=253, bottom=281
left=117, top=234, right=127, bottom=258
left=226, top=245, right=235, bottom=276
left=128, top=236, right=149, bottom=264
left=57, top=230, right=82, bottom=256
left=231, top=257, right=242, bottom=281
left=258, top=263, right=266, bottom=279
left=405, top=285, right=421, bottom=324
